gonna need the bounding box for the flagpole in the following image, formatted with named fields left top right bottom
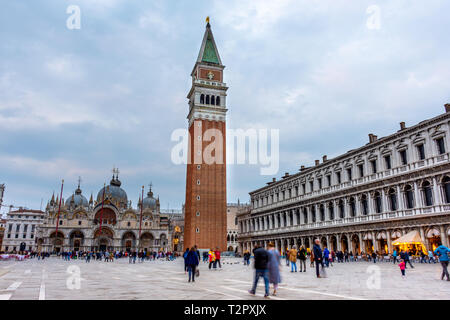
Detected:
left=99, top=183, right=106, bottom=233
left=138, top=186, right=144, bottom=251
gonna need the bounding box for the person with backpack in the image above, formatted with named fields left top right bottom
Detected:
left=434, top=242, right=450, bottom=281
left=298, top=246, right=307, bottom=272
left=183, top=248, right=189, bottom=274
left=186, top=247, right=200, bottom=283
left=248, top=244, right=270, bottom=298
left=289, top=245, right=298, bottom=272
left=208, top=249, right=216, bottom=270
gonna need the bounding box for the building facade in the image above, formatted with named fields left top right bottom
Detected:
left=37, top=173, right=173, bottom=253
left=0, top=184, right=4, bottom=211
left=238, top=105, right=450, bottom=255
left=227, top=202, right=250, bottom=252
left=0, top=218, right=6, bottom=251
left=1, top=209, right=45, bottom=252
left=184, top=20, right=228, bottom=251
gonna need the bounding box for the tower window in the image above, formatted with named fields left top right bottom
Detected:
left=196, top=228, right=200, bottom=233
left=197, top=180, right=200, bottom=185
left=197, top=165, right=201, bottom=170
left=196, top=195, right=200, bottom=201
left=200, top=94, right=205, bottom=104
left=196, top=211, right=200, bottom=216
left=216, top=96, right=220, bottom=106
left=211, top=96, right=215, bottom=105
left=206, top=95, right=210, bottom=104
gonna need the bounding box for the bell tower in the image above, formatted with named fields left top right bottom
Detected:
left=184, top=18, right=228, bottom=251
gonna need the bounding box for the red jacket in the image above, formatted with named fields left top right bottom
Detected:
left=214, top=250, right=221, bottom=260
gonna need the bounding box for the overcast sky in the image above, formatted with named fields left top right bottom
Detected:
left=1, top=0, right=449, bottom=214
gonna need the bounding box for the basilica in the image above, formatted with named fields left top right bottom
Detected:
left=36, top=171, right=173, bottom=253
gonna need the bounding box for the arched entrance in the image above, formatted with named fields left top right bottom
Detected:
left=49, top=231, right=65, bottom=253
left=321, top=237, right=328, bottom=249
left=341, top=235, right=348, bottom=252
left=93, top=227, right=114, bottom=252
left=426, top=228, right=441, bottom=252
left=94, top=208, right=117, bottom=226
left=121, top=231, right=136, bottom=252
left=69, top=230, right=85, bottom=252
left=329, top=236, right=337, bottom=252
left=363, top=233, right=374, bottom=253
left=376, top=231, right=388, bottom=254
left=140, top=232, right=154, bottom=251
left=351, top=234, right=360, bottom=254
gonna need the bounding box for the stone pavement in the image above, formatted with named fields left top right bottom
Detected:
left=0, top=257, right=448, bottom=300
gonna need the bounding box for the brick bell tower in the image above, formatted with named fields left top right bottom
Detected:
left=184, top=18, right=228, bottom=251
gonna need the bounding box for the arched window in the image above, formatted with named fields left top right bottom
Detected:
left=404, top=185, right=414, bottom=209
left=216, top=96, right=220, bottom=106
left=349, top=197, right=356, bottom=217
left=311, top=206, right=316, bottom=223
left=200, top=94, right=205, bottom=104
left=206, top=95, right=210, bottom=104
left=211, top=96, right=215, bottom=105
left=339, top=200, right=345, bottom=218
left=328, top=202, right=334, bottom=220
left=227, top=234, right=230, bottom=242
left=422, top=181, right=433, bottom=206
left=443, top=176, right=450, bottom=204
left=389, top=188, right=397, bottom=211
left=361, top=194, right=368, bottom=215
left=320, top=205, right=325, bottom=221
left=303, top=208, right=308, bottom=224
left=374, top=192, right=382, bottom=213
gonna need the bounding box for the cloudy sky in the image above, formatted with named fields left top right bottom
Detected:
left=1, top=0, right=449, bottom=214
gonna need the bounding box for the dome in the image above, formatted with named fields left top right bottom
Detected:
left=142, top=190, right=157, bottom=210
left=66, top=186, right=88, bottom=208
left=97, top=175, right=128, bottom=205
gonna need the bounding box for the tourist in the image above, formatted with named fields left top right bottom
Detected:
left=328, top=251, right=333, bottom=267
left=400, top=250, right=414, bottom=269
left=186, top=247, right=199, bottom=283
left=313, top=239, right=323, bottom=278
left=298, top=246, right=307, bottom=272
left=309, top=249, right=315, bottom=268
left=420, top=251, right=427, bottom=263
left=267, top=242, right=281, bottom=296
left=372, top=251, right=377, bottom=263
left=285, top=250, right=290, bottom=266
left=393, top=249, right=398, bottom=264
left=434, top=242, right=450, bottom=281
left=289, top=245, right=298, bottom=272
left=243, top=251, right=251, bottom=266
left=248, top=244, right=270, bottom=298
left=428, top=250, right=436, bottom=263
left=214, top=248, right=222, bottom=269
left=344, top=251, right=349, bottom=262
left=183, top=248, right=189, bottom=274
left=208, top=249, right=216, bottom=269
left=202, top=251, right=208, bottom=263
left=398, top=259, right=406, bottom=278
left=323, top=247, right=330, bottom=267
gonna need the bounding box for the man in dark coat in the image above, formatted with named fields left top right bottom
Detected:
left=313, top=239, right=323, bottom=278
left=185, top=247, right=200, bottom=282
left=249, top=245, right=270, bottom=298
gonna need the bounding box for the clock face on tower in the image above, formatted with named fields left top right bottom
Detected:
left=207, top=71, right=214, bottom=80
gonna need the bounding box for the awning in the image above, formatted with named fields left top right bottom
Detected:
left=391, top=230, right=424, bottom=245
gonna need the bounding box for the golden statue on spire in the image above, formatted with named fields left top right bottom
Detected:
left=206, top=16, right=210, bottom=24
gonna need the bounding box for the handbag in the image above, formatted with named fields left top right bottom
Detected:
left=195, top=269, right=200, bottom=277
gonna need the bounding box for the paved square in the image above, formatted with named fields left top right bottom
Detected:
left=0, top=257, right=449, bottom=300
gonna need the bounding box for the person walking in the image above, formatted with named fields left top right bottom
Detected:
left=208, top=249, right=216, bottom=270
left=398, top=259, right=406, bottom=278
left=289, top=246, right=298, bottom=272
left=372, top=251, right=377, bottom=263
left=244, top=251, right=251, bottom=266
left=183, top=248, right=189, bottom=274
left=214, top=248, right=222, bottom=269
left=248, top=244, right=270, bottom=298
left=401, top=250, right=414, bottom=269
left=393, top=249, right=398, bottom=264
left=323, top=247, right=330, bottom=267
left=313, top=239, right=323, bottom=278
left=298, top=246, right=307, bottom=272
left=267, top=243, right=281, bottom=296
left=285, top=249, right=290, bottom=267
left=434, top=243, right=450, bottom=281
left=428, top=250, right=436, bottom=263
left=186, top=247, right=200, bottom=283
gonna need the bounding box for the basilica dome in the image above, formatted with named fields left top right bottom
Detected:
left=142, top=187, right=157, bottom=210
left=66, top=186, right=88, bottom=208
left=97, top=175, right=128, bottom=206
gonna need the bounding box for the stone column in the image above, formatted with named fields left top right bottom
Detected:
left=359, top=232, right=364, bottom=254
left=413, top=182, right=421, bottom=208
left=368, top=193, right=374, bottom=214
left=433, top=177, right=441, bottom=205
left=347, top=233, right=353, bottom=253
left=336, top=234, right=342, bottom=251
left=293, top=209, right=298, bottom=225
left=440, top=225, right=448, bottom=247
left=372, top=231, right=378, bottom=253
left=397, top=185, right=404, bottom=210
left=381, top=189, right=387, bottom=212
left=386, top=230, right=392, bottom=254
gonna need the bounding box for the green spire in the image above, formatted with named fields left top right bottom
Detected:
left=202, top=37, right=219, bottom=64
